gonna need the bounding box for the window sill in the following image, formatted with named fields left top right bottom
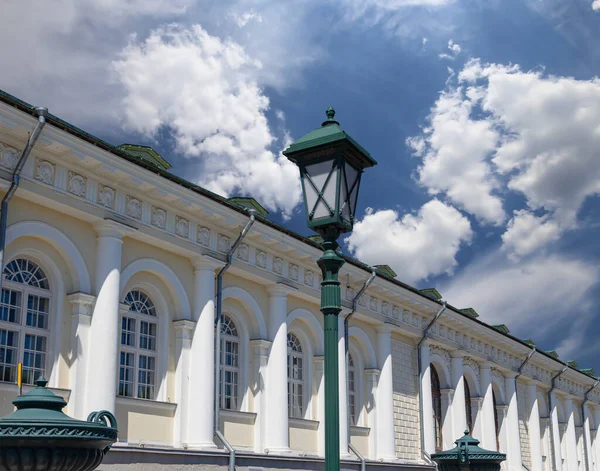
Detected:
left=116, top=396, right=177, bottom=412
left=289, top=417, right=319, bottom=430
left=350, top=425, right=370, bottom=436
left=220, top=409, right=256, bottom=425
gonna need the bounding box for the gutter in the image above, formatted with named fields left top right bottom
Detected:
left=581, top=379, right=599, bottom=471
left=0, top=106, right=47, bottom=291
left=515, top=347, right=535, bottom=471
left=548, top=366, right=568, bottom=471
left=345, top=269, right=377, bottom=471
left=214, top=209, right=256, bottom=471
left=417, top=302, right=447, bottom=468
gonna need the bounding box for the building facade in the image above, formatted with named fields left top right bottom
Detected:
left=0, top=90, right=599, bottom=471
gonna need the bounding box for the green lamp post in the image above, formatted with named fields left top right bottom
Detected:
left=283, top=107, right=377, bottom=471
left=431, top=431, right=506, bottom=471
left=0, top=377, right=118, bottom=471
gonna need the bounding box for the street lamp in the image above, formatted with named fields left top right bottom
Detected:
left=283, top=107, right=377, bottom=471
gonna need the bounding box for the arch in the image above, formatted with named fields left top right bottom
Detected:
left=348, top=343, right=366, bottom=427
left=121, top=258, right=191, bottom=320
left=429, top=354, right=451, bottom=389
left=6, top=221, right=91, bottom=293
left=348, top=326, right=376, bottom=369
left=222, top=286, right=266, bottom=338
left=431, top=363, right=443, bottom=452
left=491, top=378, right=506, bottom=405
left=287, top=308, right=324, bottom=355
left=462, top=368, right=481, bottom=396
left=538, top=391, right=550, bottom=418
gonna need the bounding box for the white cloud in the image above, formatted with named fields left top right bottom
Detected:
left=439, top=39, right=461, bottom=59
left=232, top=9, right=263, bottom=27
left=501, top=210, right=561, bottom=260
left=345, top=199, right=473, bottom=284
left=423, top=37, right=429, bottom=45
left=593, top=0, right=600, bottom=10
left=112, top=24, right=301, bottom=217
left=407, top=89, right=506, bottom=225
left=442, top=253, right=598, bottom=342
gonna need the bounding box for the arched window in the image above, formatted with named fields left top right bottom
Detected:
left=493, top=391, right=501, bottom=451
left=348, top=353, right=356, bottom=426
left=119, top=290, right=157, bottom=399
left=219, top=315, right=239, bottom=410
left=287, top=332, right=304, bottom=418
left=431, top=364, right=443, bottom=451
left=464, top=379, right=473, bottom=433
left=1, top=258, right=50, bottom=385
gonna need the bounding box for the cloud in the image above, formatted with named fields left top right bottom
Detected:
left=594, top=0, right=600, bottom=10
left=439, top=39, right=461, bottom=60
left=501, top=210, right=561, bottom=260
left=345, top=199, right=473, bottom=285
left=442, top=252, right=598, bottom=346
left=232, top=9, right=263, bottom=27
left=112, top=24, right=301, bottom=217
left=407, top=88, right=505, bottom=225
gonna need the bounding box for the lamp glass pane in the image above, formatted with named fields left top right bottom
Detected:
left=346, top=164, right=361, bottom=218
left=305, top=160, right=338, bottom=220
left=339, top=166, right=351, bottom=223
left=302, top=173, right=319, bottom=216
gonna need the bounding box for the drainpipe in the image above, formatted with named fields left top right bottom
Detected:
left=0, top=107, right=47, bottom=290
left=515, top=347, right=536, bottom=471
left=214, top=209, right=256, bottom=471
left=582, top=379, right=599, bottom=471
left=548, top=366, right=568, bottom=471
left=417, top=302, right=447, bottom=468
left=345, top=269, right=376, bottom=471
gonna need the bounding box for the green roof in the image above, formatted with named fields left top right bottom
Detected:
left=492, top=324, right=510, bottom=334
left=545, top=350, right=560, bottom=359
left=374, top=264, right=397, bottom=278
left=307, top=235, right=324, bottom=246
left=460, top=307, right=479, bottom=319
left=117, top=144, right=172, bottom=171
left=420, top=288, right=442, bottom=301
left=580, top=368, right=596, bottom=377
left=228, top=197, right=269, bottom=217
left=523, top=338, right=536, bottom=347
left=566, top=360, right=578, bottom=369
left=282, top=107, right=377, bottom=168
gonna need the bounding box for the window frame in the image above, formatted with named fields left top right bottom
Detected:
left=0, top=258, right=51, bottom=385
left=118, top=289, right=158, bottom=400
left=287, top=332, right=305, bottom=419
left=348, top=352, right=357, bottom=426
left=219, top=314, right=240, bottom=411
left=465, top=378, right=473, bottom=434
left=431, top=364, right=443, bottom=452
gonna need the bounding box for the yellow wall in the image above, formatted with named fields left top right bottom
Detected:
left=289, top=420, right=318, bottom=452
left=115, top=401, right=174, bottom=445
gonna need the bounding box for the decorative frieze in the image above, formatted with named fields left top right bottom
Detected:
left=175, top=216, right=189, bottom=238
left=35, top=160, right=55, bottom=185
left=273, top=257, right=283, bottom=275
left=67, top=171, right=86, bottom=198
left=0, top=143, right=19, bottom=170
left=151, top=207, right=166, bottom=229
left=430, top=345, right=451, bottom=371
left=97, top=184, right=115, bottom=209
left=289, top=263, right=299, bottom=281
left=370, top=297, right=378, bottom=311
left=463, top=357, right=480, bottom=381
left=492, top=368, right=505, bottom=391
left=382, top=301, right=390, bottom=316
left=255, top=249, right=267, bottom=268
left=218, top=234, right=230, bottom=253
left=304, top=269, right=314, bottom=286
left=237, top=243, right=249, bottom=261
left=197, top=226, right=210, bottom=246
left=125, top=195, right=142, bottom=219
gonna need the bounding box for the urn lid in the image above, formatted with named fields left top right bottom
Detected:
left=431, top=430, right=506, bottom=464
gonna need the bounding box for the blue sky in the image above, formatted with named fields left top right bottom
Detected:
left=2, top=0, right=600, bottom=371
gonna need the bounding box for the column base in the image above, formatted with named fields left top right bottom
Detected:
left=184, top=441, right=218, bottom=450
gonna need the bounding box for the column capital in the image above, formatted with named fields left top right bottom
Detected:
left=478, top=360, right=493, bottom=369
left=503, top=370, right=518, bottom=379
left=93, top=218, right=136, bottom=238
left=314, top=355, right=325, bottom=371
left=365, top=368, right=381, bottom=379
left=440, top=388, right=455, bottom=397
left=173, top=319, right=196, bottom=340
left=67, top=292, right=96, bottom=308
left=250, top=339, right=272, bottom=357
left=119, top=302, right=131, bottom=315
left=267, top=282, right=297, bottom=297
left=376, top=323, right=393, bottom=335
left=451, top=350, right=465, bottom=359
left=192, top=255, right=225, bottom=272
left=471, top=396, right=484, bottom=406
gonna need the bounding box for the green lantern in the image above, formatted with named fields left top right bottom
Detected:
left=431, top=431, right=507, bottom=471
left=0, top=377, right=118, bottom=471
left=283, top=107, right=377, bottom=238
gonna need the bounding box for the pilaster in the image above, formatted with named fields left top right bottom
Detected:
left=173, top=319, right=196, bottom=447
left=365, top=368, right=380, bottom=460
left=251, top=339, right=272, bottom=453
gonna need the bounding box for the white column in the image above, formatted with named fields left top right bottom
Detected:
left=339, top=315, right=350, bottom=458
left=85, top=220, right=131, bottom=415
left=550, top=391, right=564, bottom=471
left=67, top=292, right=95, bottom=419
left=173, top=319, right=195, bottom=447
left=504, top=374, right=523, bottom=471
left=497, top=405, right=508, bottom=454
left=251, top=339, right=272, bottom=453
left=564, top=397, right=580, bottom=471
left=479, top=362, right=496, bottom=450
left=315, top=356, right=326, bottom=456
left=584, top=403, right=595, bottom=471
left=265, top=284, right=293, bottom=453
left=593, top=408, right=600, bottom=471
left=376, top=325, right=396, bottom=460
left=451, top=353, right=467, bottom=440
left=420, top=341, right=436, bottom=455
left=187, top=256, right=221, bottom=449
left=440, top=389, right=455, bottom=450
left=526, top=381, right=543, bottom=471
left=365, top=368, right=380, bottom=460
left=472, top=397, right=484, bottom=442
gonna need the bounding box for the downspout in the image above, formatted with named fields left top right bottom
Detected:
left=514, top=346, right=536, bottom=471
left=581, top=379, right=599, bottom=471
left=548, top=366, right=568, bottom=471
left=417, top=301, right=447, bottom=468
left=214, top=209, right=256, bottom=471
left=345, top=269, right=377, bottom=471
left=0, top=107, right=47, bottom=290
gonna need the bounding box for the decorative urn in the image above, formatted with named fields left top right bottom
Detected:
left=431, top=431, right=506, bottom=471
left=0, top=377, right=118, bottom=471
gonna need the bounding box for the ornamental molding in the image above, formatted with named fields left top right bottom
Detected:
left=175, top=216, right=189, bottom=238
left=197, top=226, right=210, bottom=246
left=289, top=263, right=299, bottom=281
left=237, top=243, right=249, bottom=261
left=35, top=159, right=55, bottom=185
left=67, top=171, right=87, bottom=198
left=125, top=195, right=142, bottom=219
left=218, top=234, right=231, bottom=253
left=97, top=184, right=115, bottom=209
left=0, top=142, right=19, bottom=170
left=304, top=269, right=314, bottom=286
left=430, top=345, right=451, bottom=371
left=369, top=297, right=378, bottom=311
left=0, top=425, right=118, bottom=440
left=463, top=357, right=480, bottom=381
left=492, top=368, right=505, bottom=391
left=151, top=206, right=166, bottom=229
left=273, top=256, right=283, bottom=275
left=256, top=249, right=267, bottom=268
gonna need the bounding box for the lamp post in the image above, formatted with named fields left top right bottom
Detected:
left=283, top=107, right=377, bottom=471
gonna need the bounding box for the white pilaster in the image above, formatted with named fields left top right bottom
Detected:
left=550, top=391, right=564, bottom=471
left=315, top=356, right=326, bottom=456
left=339, top=315, right=350, bottom=458
left=451, top=353, right=467, bottom=440
left=251, top=339, right=272, bottom=453
left=365, top=368, right=380, bottom=460
left=472, top=396, right=484, bottom=443
left=420, top=341, right=436, bottom=455
left=503, top=374, right=523, bottom=471
left=584, top=403, right=595, bottom=471
left=376, top=325, right=396, bottom=460
left=85, top=219, right=133, bottom=415
left=67, top=292, right=95, bottom=419
left=526, top=381, right=543, bottom=471
left=497, top=405, right=508, bottom=454
left=440, top=389, right=455, bottom=450
left=265, top=283, right=294, bottom=454
left=593, top=408, right=600, bottom=471
left=479, top=362, right=496, bottom=450
left=187, top=256, right=222, bottom=449
left=564, top=397, right=580, bottom=471
left=173, top=319, right=195, bottom=447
